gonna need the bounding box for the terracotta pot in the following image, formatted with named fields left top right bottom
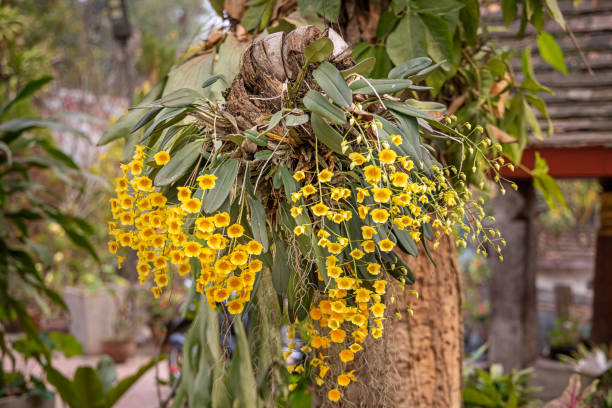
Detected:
left=0, top=394, right=54, bottom=408
left=100, top=338, right=136, bottom=364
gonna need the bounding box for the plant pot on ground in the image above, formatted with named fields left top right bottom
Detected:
left=99, top=338, right=136, bottom=364
left=547, top=316, right=581, bottom=360
left=100, top=284, right=143, bottom=363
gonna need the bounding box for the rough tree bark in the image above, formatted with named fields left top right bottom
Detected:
left=214, top=3, right=464, bottom=406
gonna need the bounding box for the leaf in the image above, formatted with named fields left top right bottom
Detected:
left=460, top=0, right=480, bottom=47
left=386, top=13, right=428, bottom=67
left=501, top=0, right=518, bottom=25
left=532, top=153, right=566, bottom=210
left=537, top=32, right=567, bottom=75
left=271, top=232, right=290, bottom=297
left=312, top=62, right=352, bottom=108
left=310, top=113, right=345, bottom=155
left=421, top=13, right=454, bottom=68
left=523, top=100, right=543, bottom=140
left=49, top=332, right=82, bottom=358
left=45, top=367, right=76, bottom=407
left=129, top=107, right=163, bottom=134
left=340, top=57, right=376, bottom=78
left=225, top=318, right=258, bottom=408
left=241, top=0, right=268, bottom=32
left=0, top=76, right=53, bottom=118
left=298, top=0, right=341, bottom=22
left=285, top=113, right=309, bottom=127
left=254, top=149, right=273, bottom=161
left=96, top=356, right=118, bottom=393
left=376, top=11, right=401, bottom=41
left=73, top=366, right=105, bottom=408
left=97, top=79, right=166, bottom=146
left=150, top=88, right=203, bottom=108
left=544, top=0, right=566, bottom=30
left=392, top=226, right=418, bottom=257
left=248, top=197, right=269, bottom=252
left=202, top=74, right=226, bottom=89
left=462, top=388, right=497, bottom=407
left=102, top=357, right=157, bottom=408
left=154, top=140, right=203, bottom=186
left=302, top=90, right=346, bottom=125
left=304, top=37, right=334, bottom=63
left=38, top=140, right=79, bottom=169
left=349, top=78, right=414, bottom=95
left=202, top=158, right=240, bottom=213
left=383, top=100, right=435, bottom=120
left=388, top=57, right=432, bottom=79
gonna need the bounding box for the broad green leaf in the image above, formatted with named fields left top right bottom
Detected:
left=271, top=233, right=290, bottom=297
left=130, top=107, right=163, bottom=134
left=462, top=388, right=497, bottom=407
left=285, top=113, right=309, bottom=127
left=388, top=57, right=432, bottom=79
left=98, top=79, right=165, bottom=146
left=102, top=357, right=157, bottom=408
left=312, top=62, right=352, bottom=107
left=537, top=32, right=567, bottom=75
left=545, top=0, right=566, bottom=30
left=248, top=197, right=269, bottom=252
left=154, top=140, right=203, bottom=186
left=241, top=0, right=268, bottom=32
left=386, top=13, right=428, bottom=67
left=38, top=140, right=79, bottom=169
left=501, top=0, right=518, bottom=25
left=404, top=99, right=446, bottom=112
left=0, top=76, right=53, bottom=118
left=349, top=78, right=414, bottom=95
left=297, top=0, right=341, bottom=22
left=340, top=57, right=376, bottom=78
left=96, top=356, right=117, bottom=393
left=408, top=60, right=446, bottom=82
left=201, top=74, right=226, bottom=89
left=302, top=90, right=346, bottom=125
left=532, top=153, right=566, bottom=210
left=202, top=158, right=240, bottom=213
left=254, top=149, right=273, bottom=161
left=49, top=332, right=82, bottom=358
left=377, top=11, right=401, bottom=40
left=163, top=53, right=212, bottom=97
left=460, top=0, right=480, bottom=47
left=278, top=164, right=300, bottom=199
left=310, top=113, right=344, bottom=154
left=304, top=37, right=333, bottom=63
left=392, top=226, right=418, bottom=257
left=383, top=100, right=435, bottom=120
left=151, top=88, right=202, bottom=108
left=523, top=100, right=543, bottom=140
left=421, top=13, right=454, bottom=68
left=73, top=366, right=105, bottom=408
left=412, top=0, right=464, bottom=15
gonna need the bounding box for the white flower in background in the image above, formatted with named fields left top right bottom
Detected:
left=573, top=348, right=612, bottom=377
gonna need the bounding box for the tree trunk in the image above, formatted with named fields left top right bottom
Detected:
left=216, top=3, right=464, bottom=406
left=388, top=235, right=462, bottom=408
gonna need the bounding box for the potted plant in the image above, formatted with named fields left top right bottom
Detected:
left=100, top=285, right=141, bottom=363
left=0, top=372, right=54, bottom=408
left=548, top=316, right=581, bottom=360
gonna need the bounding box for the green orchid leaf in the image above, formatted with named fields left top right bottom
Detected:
left=312, top=61, right=352, bottom=107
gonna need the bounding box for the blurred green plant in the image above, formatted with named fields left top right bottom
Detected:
left=548, top=316, right=581, bottom=349
left=463, top=364, right=541, bottom=408
left=45, top=355, right=157, bottom=408
left=0, top=77, right=97, bottom=387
